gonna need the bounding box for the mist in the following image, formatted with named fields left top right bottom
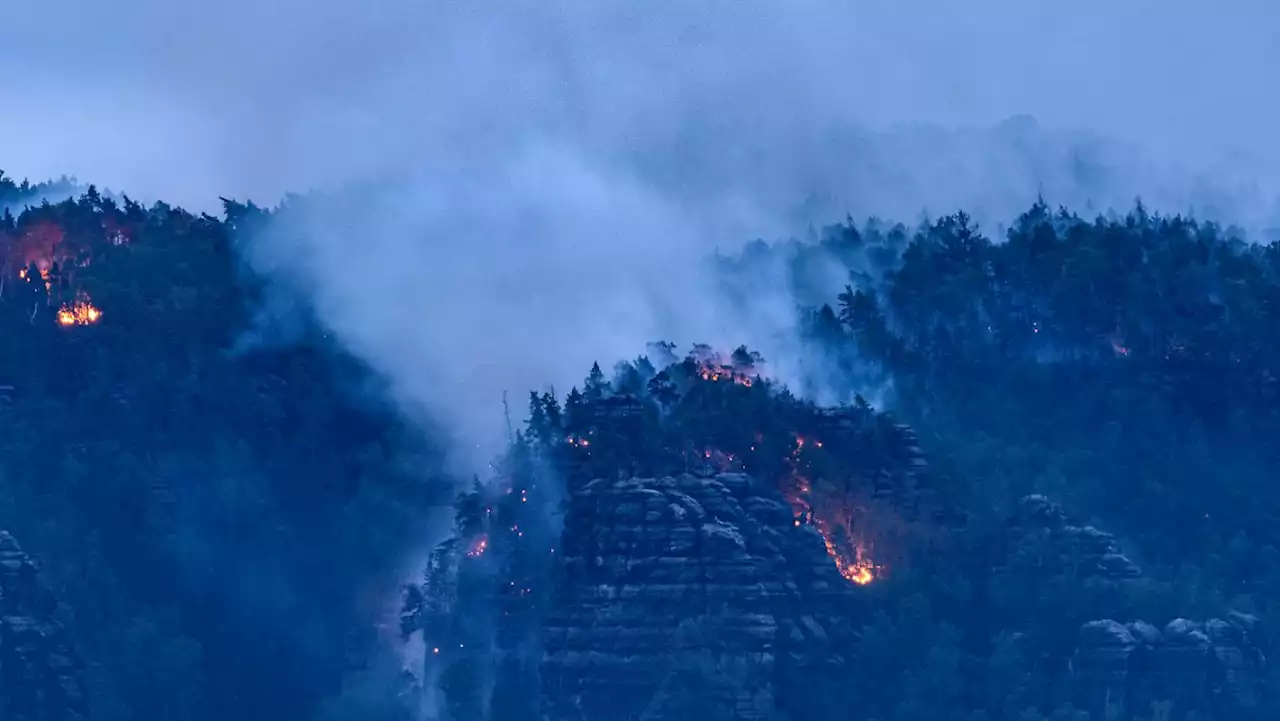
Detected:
left=6, top=0, right=1280, bottom=469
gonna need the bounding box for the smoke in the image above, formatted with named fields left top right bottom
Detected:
left=7, top=1, right=1280, bottom=470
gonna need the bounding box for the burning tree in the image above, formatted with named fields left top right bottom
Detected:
left=782, top=434, right=880, bottom=585
left=534, top=344, right=928, bottom=588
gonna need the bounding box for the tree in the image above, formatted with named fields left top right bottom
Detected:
left=584, top=362, right=609, bottom=402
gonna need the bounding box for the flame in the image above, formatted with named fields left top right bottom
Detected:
left=824, top=536, right=876, bottom=585
left=57, top=296, right=102, bottom=326
left=782, top=466, right=878, bottom=586
left=698, top=363, right=756, bottom=386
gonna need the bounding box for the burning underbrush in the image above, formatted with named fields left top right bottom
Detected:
left=467, top=344, right=925, bottom=590
left=650, top=346, right=905, bottom=587
left=687, top=343, right=765, bottom=387
left=5, top=219, right=107, bottom=327
left=57, top=293, right=103, bottom=326
left=687, top=435, right=884, bottom=586
left=782, top=436, right=881, bottom=585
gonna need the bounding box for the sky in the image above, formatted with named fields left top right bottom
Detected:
left=3, top=0, right=1278, bottom=212
left=4, top=0, right=1280, bottom=468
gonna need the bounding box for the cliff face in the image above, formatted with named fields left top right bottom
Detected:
left=1003, top=494, right=1142, bottom=582
left=0, top=531, right=88, bottom=721
left=1004, top=496, right=1269, bottom=718
left=402, top=391, right=1274, bottom=721
left=541, top=472, right=859, bottom=721
left=1072, top=614, right=1268, bottom=719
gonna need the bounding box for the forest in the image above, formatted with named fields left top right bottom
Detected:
left=0, top=172, right=450, bottom=721
left=3, top=167, right=1280, bottom=720
left=408, top=202, right=1280, bottom=720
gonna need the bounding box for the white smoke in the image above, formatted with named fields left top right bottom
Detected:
left=6, top=1, right=1280, bottom=468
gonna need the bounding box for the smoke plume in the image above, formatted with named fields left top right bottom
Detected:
left=6, top=0, right=1280, bottom=469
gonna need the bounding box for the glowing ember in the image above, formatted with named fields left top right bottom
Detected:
left=57, top=297, right=103, bottom=326
left=782, top=461, right=878, bottom=586
left=17, top=266, right=51, bottom=285
left=824, top=537, right=876, bottom=585
left=689, top=347, right=762, bottom=387
left=697, top=364, right=756, bottom=387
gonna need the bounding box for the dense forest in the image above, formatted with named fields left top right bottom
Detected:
left=0, top=171, right=450, bottom=721
left=408, top=202, right=1280, bottom=720
left=4, top=166, right=1280, bottom=720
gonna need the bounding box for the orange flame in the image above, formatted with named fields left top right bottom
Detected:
left=782, top=467, right=878, bottom=586
left=698, top=364, right=756, bottom=386
left=823, top=536, right=876, bottom=585
left=57, top=297, right=103, bottom=326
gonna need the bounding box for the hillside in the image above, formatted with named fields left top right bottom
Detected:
left=0, top=178, right=449, bottom=721
left=405, top=205, right=1280, bottom=720
left=2, top=173, right=1280, bottom=720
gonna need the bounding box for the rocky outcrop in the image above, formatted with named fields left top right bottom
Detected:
left=1005, top=494, right=1142, bottom=581
left=994, top=495, right=1271, bottom=717
left=541, top=472, right=859, bottom=721
left=0, top=531, right=88, bottom=720
left=811, top=410, right=933, bottom=513
left=1071, top=611, right=1268, bottom=717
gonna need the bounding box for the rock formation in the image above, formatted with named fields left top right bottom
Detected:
left=541, top=472, right=860, bottom=721
left=0, top=531, right=88, bottom=720
left=1071, top=614, right=1267, bottom=719
left=995, top=496, right=1269, bottom=717
left=1004, top=494, right=1142, bottom=581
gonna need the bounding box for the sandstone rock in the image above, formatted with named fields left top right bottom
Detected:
left=1072, top=620, right=1138, bottom=711
left=0, top=531, right=88, bottom=720
left=1005, top=495, right=1141, bottom=581
left=541, top=473, right=859, bottom=721
left=1071, top=613, right=1267, bottom=718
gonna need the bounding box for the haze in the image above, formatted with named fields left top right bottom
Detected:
left=5, top=0, right=1279, bottom=468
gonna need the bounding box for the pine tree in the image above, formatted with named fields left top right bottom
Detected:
left=584, top=362, right=609, bottom=402
left=564, top=387, right=585, bottom=433
left=541, top=392, right=562, bottom=433
left=527, top=391, right=549, bottom=447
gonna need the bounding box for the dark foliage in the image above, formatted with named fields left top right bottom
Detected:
left=7, top=162, right=1280, bottom=721
left=0, top=181, right=449, bottom=721
left=419, top=201, right=1280, bottom=720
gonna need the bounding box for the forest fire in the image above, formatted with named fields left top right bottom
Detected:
left=799, top=495, right=878, bottom=585
left=782, top=437, right=879, bottom=585
left=698, top=365, right=754, bottom=386
left=688, top=345, right=764, bottom=388
left=56, top=296, right=102, bottom=326
left=824, top=537, right=876, bottom=585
